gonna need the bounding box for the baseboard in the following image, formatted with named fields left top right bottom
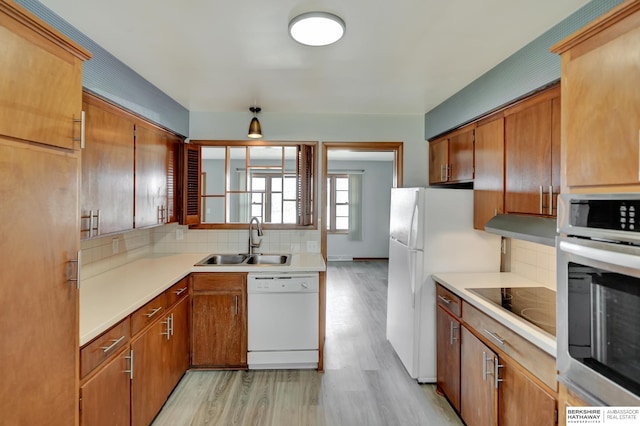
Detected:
left=353, top=257, right=388, bottom=262
left=327, top=255, right=353, bottom=261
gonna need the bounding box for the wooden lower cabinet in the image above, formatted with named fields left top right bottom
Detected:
left=80, top=347, right=132, bottom=426
left=166, top=296, right=190, bottom=392
left=436, top=305, right=461, bottom=411
left=461, top=326, right=497, bottom=426
left=191, top=273, right=247, bottom=368
left=499, top=356, right=556, bottom=426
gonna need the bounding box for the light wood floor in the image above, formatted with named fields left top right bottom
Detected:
left=152, top=261, right=462, bottom=426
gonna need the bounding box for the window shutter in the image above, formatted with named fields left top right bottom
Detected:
left=181, top=143, right=201, bottom=225
left=297, top=144, right=313, bottom=226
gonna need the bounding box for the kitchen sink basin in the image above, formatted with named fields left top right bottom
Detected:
left=194, top=254, right=248, bottom=265
left=194, top=253, right=291, bottom=266
left=246, top=254, right=290, bottom=265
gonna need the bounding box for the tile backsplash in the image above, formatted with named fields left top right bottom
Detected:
left=81, top=223, right=321, bottom=276
left=509, top=238, right=557, bottom=288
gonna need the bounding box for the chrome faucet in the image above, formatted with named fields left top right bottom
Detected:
left=248, top=216, right=263, bottom=255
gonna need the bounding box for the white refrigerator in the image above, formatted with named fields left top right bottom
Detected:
left=386, top=187, right=501, bottom=382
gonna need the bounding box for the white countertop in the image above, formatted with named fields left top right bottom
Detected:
left=80, top=252, right=326, bottom=346
left=431, top=272, right=556, bottom=357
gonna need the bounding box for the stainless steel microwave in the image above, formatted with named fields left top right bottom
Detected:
left=557, top=193, right=640, bottom=406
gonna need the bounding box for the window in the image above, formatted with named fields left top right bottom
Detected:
left=183, top=141, right=316, bottom=228
left=326, top=174, right=349, bottom=233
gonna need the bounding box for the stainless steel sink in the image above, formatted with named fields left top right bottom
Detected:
left=194, top=254, right=248, bottom=265
left=246, top=254, right=291, bottom=265
left=194, top=253, right=291, bottom=266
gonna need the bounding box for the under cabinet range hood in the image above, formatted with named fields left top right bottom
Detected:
left=485, top=214, right=557, bottom=247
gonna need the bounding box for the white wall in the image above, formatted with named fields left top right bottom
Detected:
left=326, top=160, right=393, bottom=259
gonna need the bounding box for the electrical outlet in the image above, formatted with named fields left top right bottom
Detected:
left=306, top=241, right=319, bottom=253
left=176, top=228, right=184, bottom=241
left=112, top=238, right=119, bottom=254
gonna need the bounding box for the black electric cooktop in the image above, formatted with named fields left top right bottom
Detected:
left=468, top=287, right=556, bottom=336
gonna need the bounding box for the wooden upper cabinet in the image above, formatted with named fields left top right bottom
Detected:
left=81, top=94, right=135, bottom=238
left=135, top=123, right=169, bottom=228
left=429, top=138, right=449, bottom=184
left=182, top=143, right=202, bottom=225
left=429, top=125, right=474, bottom=185
left=504, top=85, right=560, bottom=216
left=0, top=2, right=90, bottom=149
left=552, top=1, right=640, bottom=190
left=474, top=117, right=505, bottom=230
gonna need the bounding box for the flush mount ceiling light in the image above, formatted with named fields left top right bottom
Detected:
left=289, top=12, right=345, bottom=46
left=248, top=106, right=263, bottom=139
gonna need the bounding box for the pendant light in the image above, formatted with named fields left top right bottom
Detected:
left=248, top=106, right=262, bottom=139
left=289, top=12, right=345, bottom=46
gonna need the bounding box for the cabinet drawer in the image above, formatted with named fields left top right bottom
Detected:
left=462, top=301, right=556, bottom=391
left=192, top=272, right=246, bottom=292
left=131, top=292, right=168, bottom=336
left=436, top=284, right=461, bottom=317
left=166, top=277, right=189, bottom=307
left=80, top=317, right=130, bottom=379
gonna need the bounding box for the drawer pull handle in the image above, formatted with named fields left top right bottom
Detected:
left=484, top=329, right=505, bottom=346
left=494, top=357, right=504, bottom=389
left=124, top=349, right=134, bottom=380
left=438, top=295, right=452, bottom=304
left=449, top=321, right=458, bottom=345
left=175, top=287, right=187, bottom=296
left=145, top=307, right=162, bottom=318
left=100, top=335, right=125, bottom=353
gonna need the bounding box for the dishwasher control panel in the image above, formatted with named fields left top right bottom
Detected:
left=247, top=273, right=319, bottom=293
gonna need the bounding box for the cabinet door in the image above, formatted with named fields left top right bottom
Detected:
left=81, top=95, right=135, bottom=237
left=0, top=6, right=86, bottom=149
left=449, top=129, right=474, bottom=182
left=564, top=18, right=640, bottom=187
left=498, top=356, right=556, bottom=426
left=80, top=347, right=131, bottom=426
left=0, top=138, right=79, bottom=425
left=192, top=291, right=246, bottom=367
left=460, top=326, right=497, bottom=426
left=135, top=124, right=169, bottom=228
left=429, top=138, right=448, bottom=184
left=131, top=319, right=169, bottom=426
left=436, top=306, right=461, bottom=412
left=505, top=99, right=553, bottom=216
left=474, top=118, right=504, bottom=230
left=166, top=296, right=190, bottom=392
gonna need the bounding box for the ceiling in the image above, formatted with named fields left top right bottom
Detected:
left=39, top=0, right=589, bottom=115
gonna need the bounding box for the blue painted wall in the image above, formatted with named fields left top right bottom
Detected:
left=16, top=0, right=189, bottom=136
left=424, top=0, right=624, bottom=140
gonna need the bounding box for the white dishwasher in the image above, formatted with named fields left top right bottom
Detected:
left=247, top=272, right=319, bottom=369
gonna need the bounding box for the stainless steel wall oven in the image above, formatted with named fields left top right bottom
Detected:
left=557, top=193, right=640, bottom=406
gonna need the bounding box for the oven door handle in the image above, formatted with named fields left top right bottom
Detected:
left=559, top=240, right=640, bottom=270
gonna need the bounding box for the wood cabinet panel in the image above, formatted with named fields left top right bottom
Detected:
left=166, top=296, right=190, bottom=392
left=81, top=94, right=135, bottom=237
left=460, top=326, right=497, bottom=426
left=449, top=129, right=474, bottom=182
left=131, top=317, right=170, bottom=426
left=505, top=97, right=554, bottom=216
left=80, top=347, right=131, bottom=426
left=429, top=138, right=448, bottom=184
left=192, top=272, right=246, bottom=292
left=0, top=138, right=80, bottom=425
left=0, top=3, right=89, bottom=149
left=462, top=302, right=556, bottom=391
left=556, top=5, right=640, bottom=188
left=135, top=123, right=169, bottom=228
left=166, top=276, right=189, bottom=307
left=81, top=317, right=130, bottom=379
left=499, top=356, right=556, bottom=426
left=437, top=306, right=461, bottom=412
left=474, top=117, right=505, bottom=230
left=436, top=284, right=461, bottom=317
left=131, top=292, right=167, bottom=336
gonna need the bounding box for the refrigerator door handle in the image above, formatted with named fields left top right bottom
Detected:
left=408, top=248, right=418, bottom=308
left=408, top=192, right=420, bottom=249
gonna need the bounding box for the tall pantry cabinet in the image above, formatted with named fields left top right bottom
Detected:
left=0, top=1, right=90, bottom=424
